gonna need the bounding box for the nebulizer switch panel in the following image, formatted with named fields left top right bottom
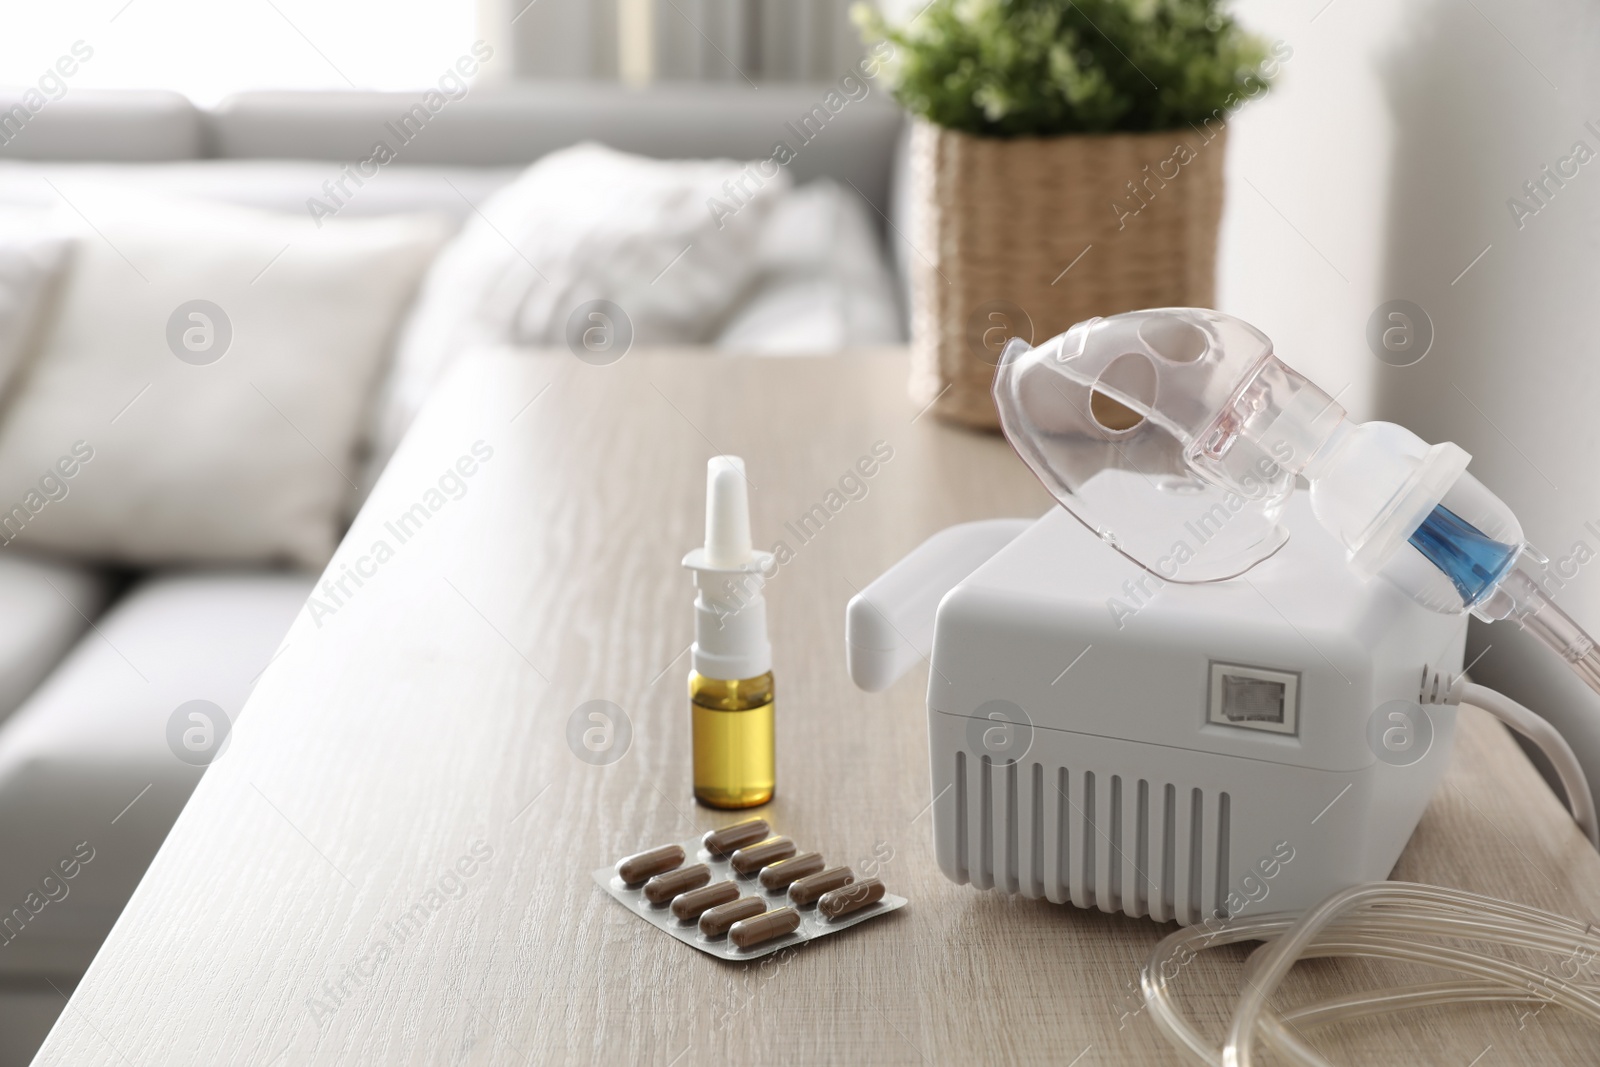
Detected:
left=1209, top=663, right=1298, bottom=734
left=1221, top=677, right=1282, bottom=721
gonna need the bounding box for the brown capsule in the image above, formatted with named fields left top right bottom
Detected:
left=617, top=844, right=684, bottom=884
left=672, top=880, right=739, bottom=921
left=643, top=863, right=710, bottom=905
left=702, top=818, right=770, bottom=856
left=730, top=836, right=795, bottom=876
left=758, top=851, right=824, bottom=891
left=789, top=865, right=855, bottom=906
left=819, top=877, right=885, bottom=919
left=729, top=907, right=802, bottom=950
left=699, top=896, right=766, bottom=938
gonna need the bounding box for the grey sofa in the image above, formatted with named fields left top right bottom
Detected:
left=0, top=82, right=903, bottom=1065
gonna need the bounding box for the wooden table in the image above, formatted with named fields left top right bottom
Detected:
left=37, top=351, right=1600, bottom=1065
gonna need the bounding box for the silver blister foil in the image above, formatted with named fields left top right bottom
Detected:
left=592, top=831, right=907, bottom=961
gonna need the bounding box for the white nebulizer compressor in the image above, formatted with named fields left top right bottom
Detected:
left=846, top=308, right=1600, bottom=929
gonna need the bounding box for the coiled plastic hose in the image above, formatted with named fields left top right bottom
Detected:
left=1142, top=882, right=1600, bottom=1067
left=1140, top=684, right=1600, bottom=1066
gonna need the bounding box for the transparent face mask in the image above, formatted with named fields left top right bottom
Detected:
left=994, top=307, right=1600, bottom=712
left=993, top=308, right=1332, bottom=583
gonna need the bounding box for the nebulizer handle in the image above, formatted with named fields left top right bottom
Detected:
left=844, top=519, right=1032, bottom=692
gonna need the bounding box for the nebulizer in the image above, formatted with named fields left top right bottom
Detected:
left=994, top=308, right=1600, bottom=1066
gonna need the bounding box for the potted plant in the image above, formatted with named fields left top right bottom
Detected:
left=858, top=0, right=1285, bottom=428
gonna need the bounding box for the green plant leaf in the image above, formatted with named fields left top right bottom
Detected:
left=855, top=0, right=1276, bottom=137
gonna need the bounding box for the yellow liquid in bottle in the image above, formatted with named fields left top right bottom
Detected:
left=689, top=670, right=774, bottom=809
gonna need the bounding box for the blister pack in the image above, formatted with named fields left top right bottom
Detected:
left=592, top=817, right=907, bottom=960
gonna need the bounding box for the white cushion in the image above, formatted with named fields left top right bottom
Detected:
left=367, top=142, right=789, bottom=476
left=0, top=551, right=109, bottom=724
left=0, top=90, right=201, bottom=162
left=714, top=179, right=904, bottom=354
left=0, top=571, right=312, bottom=976
left=0, top=190, right=446, bottom=567
left=0, top=217, right=70, bottom=402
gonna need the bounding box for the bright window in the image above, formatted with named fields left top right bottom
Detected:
left=0, top=0, right=481, bottom=106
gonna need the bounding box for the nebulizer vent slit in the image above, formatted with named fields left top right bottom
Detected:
left=1081, top=771, right=1096, bottom=909
left=1004, top=759, right=1020, bottom=893
left=1056, top=767, right=1070, bottom=903
left=1215, top=792, right=1232, bottom=921
left=1030, top=762, right=1045, bottom=898
left=1186, top=789, right=1205, bottom=924
left=972, top=755, right=985, bottom=889
left=1109, top=776, right=1124, bottom=912
left=954, top=750, right=968, bottom=883
left=1135, top=778, right=1151, bottom=917
left=1161, top=783, right=1176, bottom=922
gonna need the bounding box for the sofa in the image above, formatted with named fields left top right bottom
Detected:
left=0, top=82, right=904, bottom=1064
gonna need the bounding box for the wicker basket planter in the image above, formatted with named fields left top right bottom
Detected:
left=907, top=119, right=1228, bottom=429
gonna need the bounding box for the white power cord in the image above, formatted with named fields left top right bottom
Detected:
left=1420, top=672, right=1599, bottom=850
left=1141, top=676, right=1600, bottom=1066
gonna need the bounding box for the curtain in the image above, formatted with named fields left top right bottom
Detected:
left=486, top=0, right=869, bottom=82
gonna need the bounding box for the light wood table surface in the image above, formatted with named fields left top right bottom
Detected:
left=36, top=350, right=1600, bottom=1065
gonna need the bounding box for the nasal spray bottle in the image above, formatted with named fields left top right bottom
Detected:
left=682, top=456, right=776, bottom=809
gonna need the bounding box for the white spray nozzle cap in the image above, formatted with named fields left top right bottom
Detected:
left=704, top=456, right=752, bottom=567
left=682, top=454, right=774, bottom=680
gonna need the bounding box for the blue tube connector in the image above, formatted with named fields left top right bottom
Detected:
left=1407, top=505, right=1521, bottom=608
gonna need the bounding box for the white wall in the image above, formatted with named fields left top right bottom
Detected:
left=1224, top=0, right=1600, bottom=803
left=0, top=0, right=478, bottom=105
left=1216, top=0, right=1418, bottom=422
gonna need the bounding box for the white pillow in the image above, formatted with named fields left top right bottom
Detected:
left=0, top=218, right=71, bottom=402
left=714, top=179, right=903, bottom=354
left=368, top=142, right=789, bottom=475
left=0, top=190, right=446, bottom=567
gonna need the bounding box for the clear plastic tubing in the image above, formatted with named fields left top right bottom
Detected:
left=1479, top=566, right=1600, bottom=694
left=1140, top=881, right=1600, bottom=1067
left=1409, top=503, right=1600, bottom=699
